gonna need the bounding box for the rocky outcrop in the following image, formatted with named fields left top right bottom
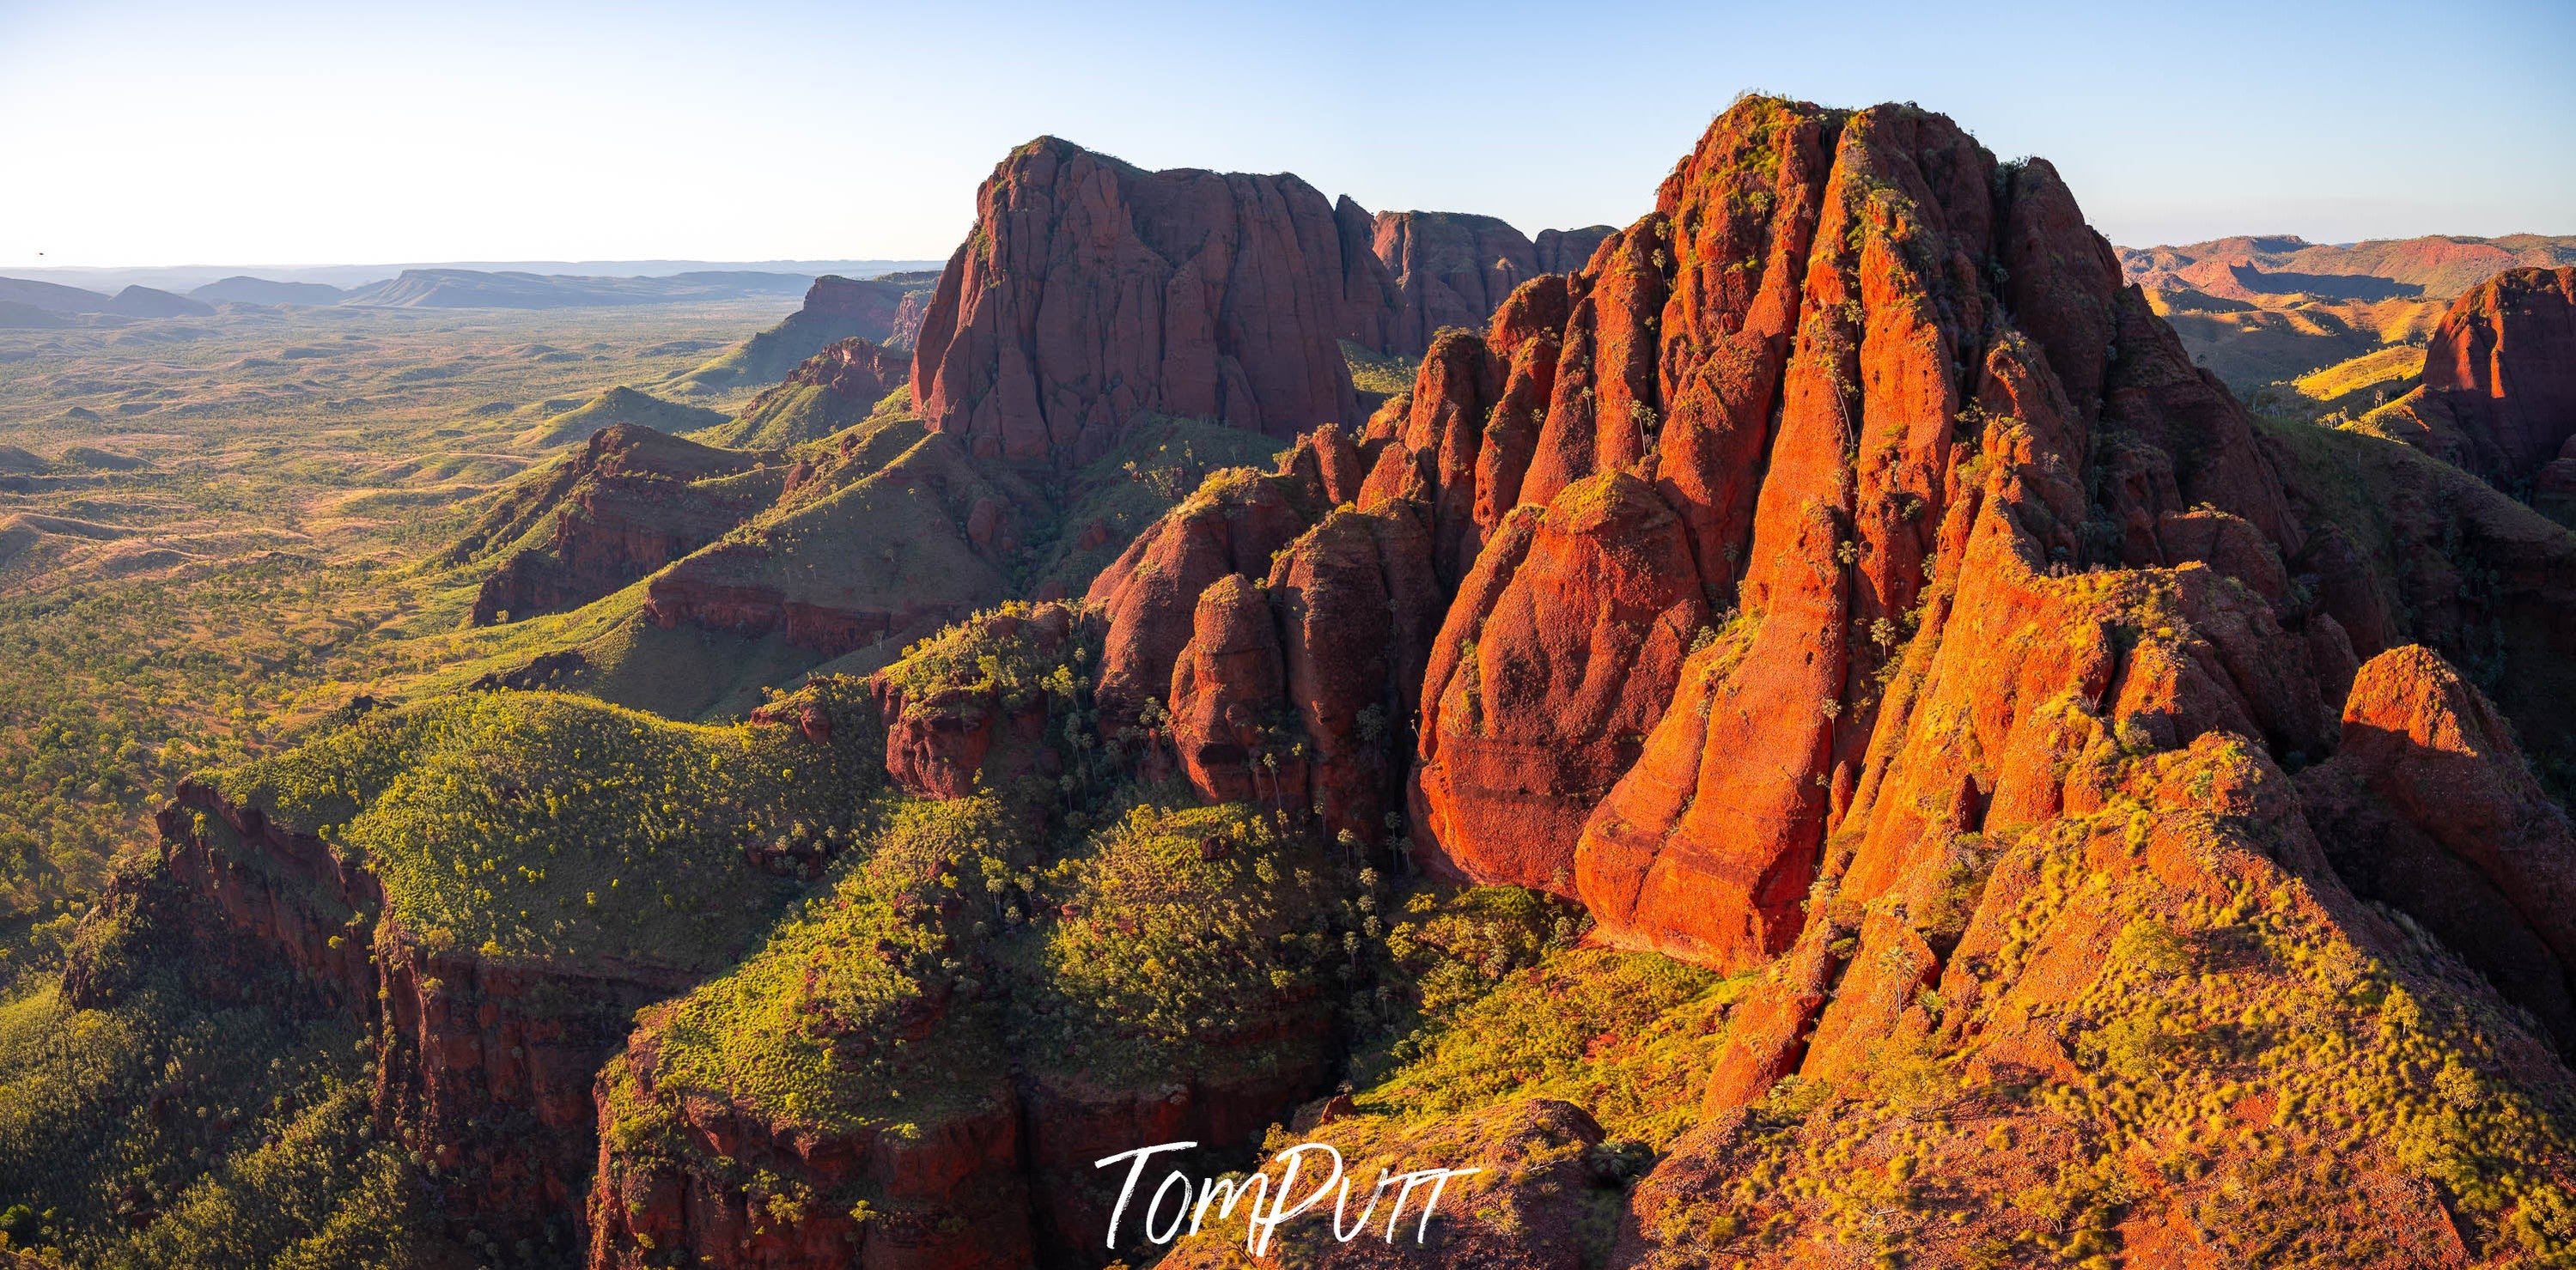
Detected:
left=586, top=994, right=1031, bottom=1270
left=1411, top=472, right=1709, bottom=893
left=2301, top=646, right=2576, bottom=1048
left=869, top=602, right=1087, bottom=799
left=910, top=137, right=1375, bottom=466
left=1156, top=501, right=1440, bottom=842
left=461, top=424, right=786, bottom=626
left=910, top=137, right=1635, bottom=469
left=801, top=273, right=935, bottom=345
left=2369, top=266, right=2576, bottom=495
left=1363, top=211, right=1597, bottom=358
left=1087, top=425, right=1446, bottom=842
left=1087, top=434, right=1347, bottom=729
left=1168, top=575, right=1300, bottom=805
left=1343, top=100, right=2324, bottom=968
left=1256, top=502, right=1441, bottom=842
left=107, top=782, right=689, bottom=1260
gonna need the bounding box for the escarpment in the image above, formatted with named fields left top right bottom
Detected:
left=586, top=799, right=1339, bottom=1270
left=908, top=136, right=1629, bottom=469
left=459, top=424, right=788, bottom=626
left=88, top=685, right=889, bottom=1260
left=909, top=137, right=1377, bottom=465
left=100, top=781, right=702, bottom=1257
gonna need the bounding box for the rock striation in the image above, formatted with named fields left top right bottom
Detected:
left=910, top=137, right=1628, bottom=469
left=1356, top=210, right=1613, bottom=358
left=910, top=138, right=1376, bottom=466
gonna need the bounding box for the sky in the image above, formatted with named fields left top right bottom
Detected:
left=2, top=0, right=2570, bottom=270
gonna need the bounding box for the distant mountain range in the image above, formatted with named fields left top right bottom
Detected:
left=2119, top=233, right=2576, bottom=301
left=2110, top=232, right=2576, bottom=395
left=0, top=258, right=941, bottom=294
left=0, top=278, right=213, bottom=323
left=0, top=263, right=943, bottom=321
left=339, top=269, right=823, bottom=308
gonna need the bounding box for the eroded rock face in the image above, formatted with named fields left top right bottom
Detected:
left=1154, top=503, right=1441, bottom=844
left=461, top=424, right=785, bottom=626
left=1169, top=575, right=1299, bottom=806
left=1366, top=210, right=1550, bottom=359
left=117, top=784, right=679, bottom=1259
left=910, top=137, right=1636, bottom=469
left=2302, top=646, right=2576, bottom=1047
left=1087, top=433, right=1347, bottom=729
left=802, top=273, right=931, bottom=344
left=2374, top=266, right=2576, bottom=488
left=1101, top=100, right=2359, bottom=972
left=1411, top=472, right=1709, bottom=893
left=375, top=926, right=691, bottom=1252
left=585, top=1005, right=1032, bottom=1270
left=870, top=603, right=1086, bottom=799
left=910, top=138, right=1375, bottom=466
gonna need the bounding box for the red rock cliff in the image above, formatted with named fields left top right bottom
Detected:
left=2375, top=266, right=2576, bottom=493
left=910, top=138, right=1376, bottom=466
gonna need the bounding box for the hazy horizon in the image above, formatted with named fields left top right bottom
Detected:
left=3, top=0, right=2572, bottom=270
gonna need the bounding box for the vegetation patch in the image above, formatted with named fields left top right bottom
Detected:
left=207, top=684, right=882, bottom=967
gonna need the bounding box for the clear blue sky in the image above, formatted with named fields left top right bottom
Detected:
left=2, top=0, right=2569, bottom=268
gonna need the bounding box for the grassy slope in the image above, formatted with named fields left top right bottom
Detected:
left=515, top=386, right=728, bottom=449
left=661, top=308, right=874, bottom=398
left=0, top=975, right=466, bottom=1269
left=2147, top=289, right=2444, bottom=393
left=692, top=382, right=910, bottom=452
left=205, top=685, right=882, bottom=967
left=2285, top=343, right=2426, bottom=420
left=0, top=301, right=799, bottom=930
left=1341, top=338, right=1419, bottom=399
